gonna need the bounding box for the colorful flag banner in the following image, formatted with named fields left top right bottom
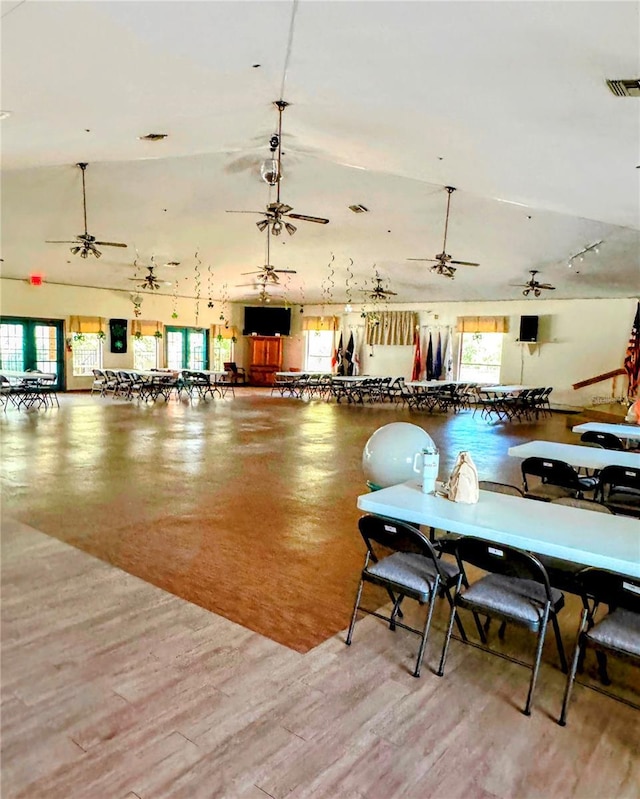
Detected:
left=411, top=330, right=422, bottom=381
left=426, top=332, right=434, bottom=380
left=345, top=331, right=355, bottom=375
left=434, top=331, right=442, bottom=379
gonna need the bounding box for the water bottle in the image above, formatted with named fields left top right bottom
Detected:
left=421, top=445, right=440, bottom=494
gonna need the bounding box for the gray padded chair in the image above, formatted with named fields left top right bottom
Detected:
left=346, top=514, right=474, bottom=678
left=559, top=569, right=640, bottom=725
left=438, top=537, right=568, bottom=716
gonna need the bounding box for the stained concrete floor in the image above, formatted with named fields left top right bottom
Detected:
left=0, top=391, right=580, bottom=652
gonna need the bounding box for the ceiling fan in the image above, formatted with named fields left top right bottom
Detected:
left=514, top=270, right=556, bottom=297
left=241, top=227, right=297, bottom=284
left=407, top=186, right=480, bottom=278
left=129, top=262, right=163, bottom=291
left=225, top=100, right=330, bottom=236
left=46, top=162, right=128, bottom=258
left=359, top=274, right=398, bottom=301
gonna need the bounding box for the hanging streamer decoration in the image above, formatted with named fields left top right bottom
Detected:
left=345, top=257, right=354, bottom=310
left=194, top=250, right=202, bottom=327
left=172, top=278, right=179, bottom=319
left=221, top=283, right=230, bottom=328
left=207, top=263, right=214, bottom=309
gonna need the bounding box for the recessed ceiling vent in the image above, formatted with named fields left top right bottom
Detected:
left=139, top=133, right=168, bottom=141
left=349, top=204, right=369, bottom=213
left=606, top=79, right=640, bottom=97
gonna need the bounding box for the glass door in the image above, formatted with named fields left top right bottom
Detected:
left=165, top=327, right=208, bottom=370
left=0, top=317, right=65, bottom=387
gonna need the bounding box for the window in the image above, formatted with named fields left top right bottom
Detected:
left=133, top=335, right=159, bottom=371
left=72, top=333, right=103, bottom=376
left=165, top=327, right=208, bottom=370
left=305, top=330, right=334, bottom=372
left=458, top=332, right=503, bottom=383
left=212, top=337, right=233, bottom=371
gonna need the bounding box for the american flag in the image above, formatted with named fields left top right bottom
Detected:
left=624, top=302, right=640, bottom=396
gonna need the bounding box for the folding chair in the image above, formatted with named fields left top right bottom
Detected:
left=559, top=568, right=640, bottom=725
left=521, top=456, right=599, bottom=501
left=580, top=431, right=624, bottom=451
left=438, top=537, right=567, bottom=716
left=346, top=514, right=476, bottom=678
left=597, top=465, right=640, bottom=517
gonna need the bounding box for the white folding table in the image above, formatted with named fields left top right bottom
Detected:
left=507, top=440, right=640, bottom=471
left=572, top=422, right=640, bottom=446
left=357, top=482, right=640, bottom=578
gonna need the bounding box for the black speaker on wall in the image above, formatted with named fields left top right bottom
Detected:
left=519, top=315, right=539, bottom=343
left=109, top=318, right=128, bottom=353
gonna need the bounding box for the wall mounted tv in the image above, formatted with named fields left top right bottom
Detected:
left=243, top=306, right=291, bottom=337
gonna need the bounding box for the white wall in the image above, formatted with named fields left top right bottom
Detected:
left=0, top=278, right=303, bottom=389
left=302, top=297, right=636, bottom=408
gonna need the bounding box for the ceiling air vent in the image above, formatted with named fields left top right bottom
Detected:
left=349, top=204, right=369, bottom=213
left=606, top=79, right=640, bottom=97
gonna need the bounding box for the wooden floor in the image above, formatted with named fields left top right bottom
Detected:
left=1, top=391, right=585, bottom=652
left=2, top=516, right=639, bottom=798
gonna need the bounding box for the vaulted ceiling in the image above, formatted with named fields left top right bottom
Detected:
left=1, top=0, right=639, bottom=305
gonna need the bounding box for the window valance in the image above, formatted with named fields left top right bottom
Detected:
left=68, top=315, right=105, bottom=334
left=212, top=324, right=238, bottom=341
left=131, top=320, right=162, bottom=336
left=302, top=316, right=340, bottom=332
left=456, top=316, right=508, bottom=334
left=366, top=311, right=418, bottom=346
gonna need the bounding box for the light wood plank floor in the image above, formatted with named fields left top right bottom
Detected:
left=2, top=517, right=638, bottom=798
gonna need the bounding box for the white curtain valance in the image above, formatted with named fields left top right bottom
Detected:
left=366, top=311, right=417, bottom=346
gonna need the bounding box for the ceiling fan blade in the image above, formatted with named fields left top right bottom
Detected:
left=241, top=270, right=262, bottom=276
left=94, top=241, right=128, bottom=248
left=226, top=210, right=267, bottom=216
left=286, top=213, right=330, bottom=224
left=448, top=260, right=479, bottom=267
left=46, top=240, right=79, bottom=244
left=407, top=258, right=439, bottom=262
left=273, top=269, right=297, bottom=274
left=539, top=285, right=556, bottom=290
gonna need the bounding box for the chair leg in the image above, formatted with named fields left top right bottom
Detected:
left=559, top=630, right=586, bottom=726
left=389, top=595, right=404, bottom=631
left=550, top=612, right=568, bottom=673
left=437, top=599, right=458, bottom=677
left=523, top=608, right=550, bottom=716
left=595, top=651, right=611, bottom=685
left=345, top=578, right=365, bottom=646
left=413, top=585, right=439, bottom=678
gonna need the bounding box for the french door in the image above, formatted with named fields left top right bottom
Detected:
left=0, top=317, right=65, bottom=388
left=165, top=327, right=209, bottom=371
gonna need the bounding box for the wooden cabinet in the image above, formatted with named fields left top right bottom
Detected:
left=248, top=336, right=283, bottom=386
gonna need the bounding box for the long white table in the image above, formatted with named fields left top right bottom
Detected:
left=508, top=440, right=640, bottom=470
left=572, top=422, right=640, bottom=445
left=357, top=482, right=640, bottom=578
left=0, top=369, right=56, bottom=382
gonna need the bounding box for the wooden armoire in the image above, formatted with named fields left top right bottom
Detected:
left=247, top=336, right=283, bottom=386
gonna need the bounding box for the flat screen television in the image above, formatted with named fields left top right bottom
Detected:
left=243, top=306, right=291, bottom=337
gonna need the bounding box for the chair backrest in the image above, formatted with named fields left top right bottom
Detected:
left=92, top=369, right=105, bottom=379
left=598, top=465, right=640, bottom=497
left=479, top=480, right=524, bottom=497
left=358, top=514, right=448, bottom=578
left=453, top=537, right=554, bottom=601
left=223, top=362, right=238, bottom=374
left=551, top=497, right=613, bottom=513
left=580, top=431, right=624, bottom=451
left=577, top=568, right=640, bottom=614
left=521, top=457, right=581, bottom=491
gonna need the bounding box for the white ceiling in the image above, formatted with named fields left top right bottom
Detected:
left=1, top=0, right=639, bottom=305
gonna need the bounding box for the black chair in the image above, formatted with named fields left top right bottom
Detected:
left=478, top=480, right=524, bottom=497
left=346, top=514, right=474, bottom=678
left=559, top=568, right=640, bottom=725
left=521, top=456, right=599, bottom=501
left=437, top=537, right=567, bottom=716
left=580, top=431, right=625, bottom=451
left=597, top=465, right=640, bottom=517
left=224, top=362, right=246, bottom=385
